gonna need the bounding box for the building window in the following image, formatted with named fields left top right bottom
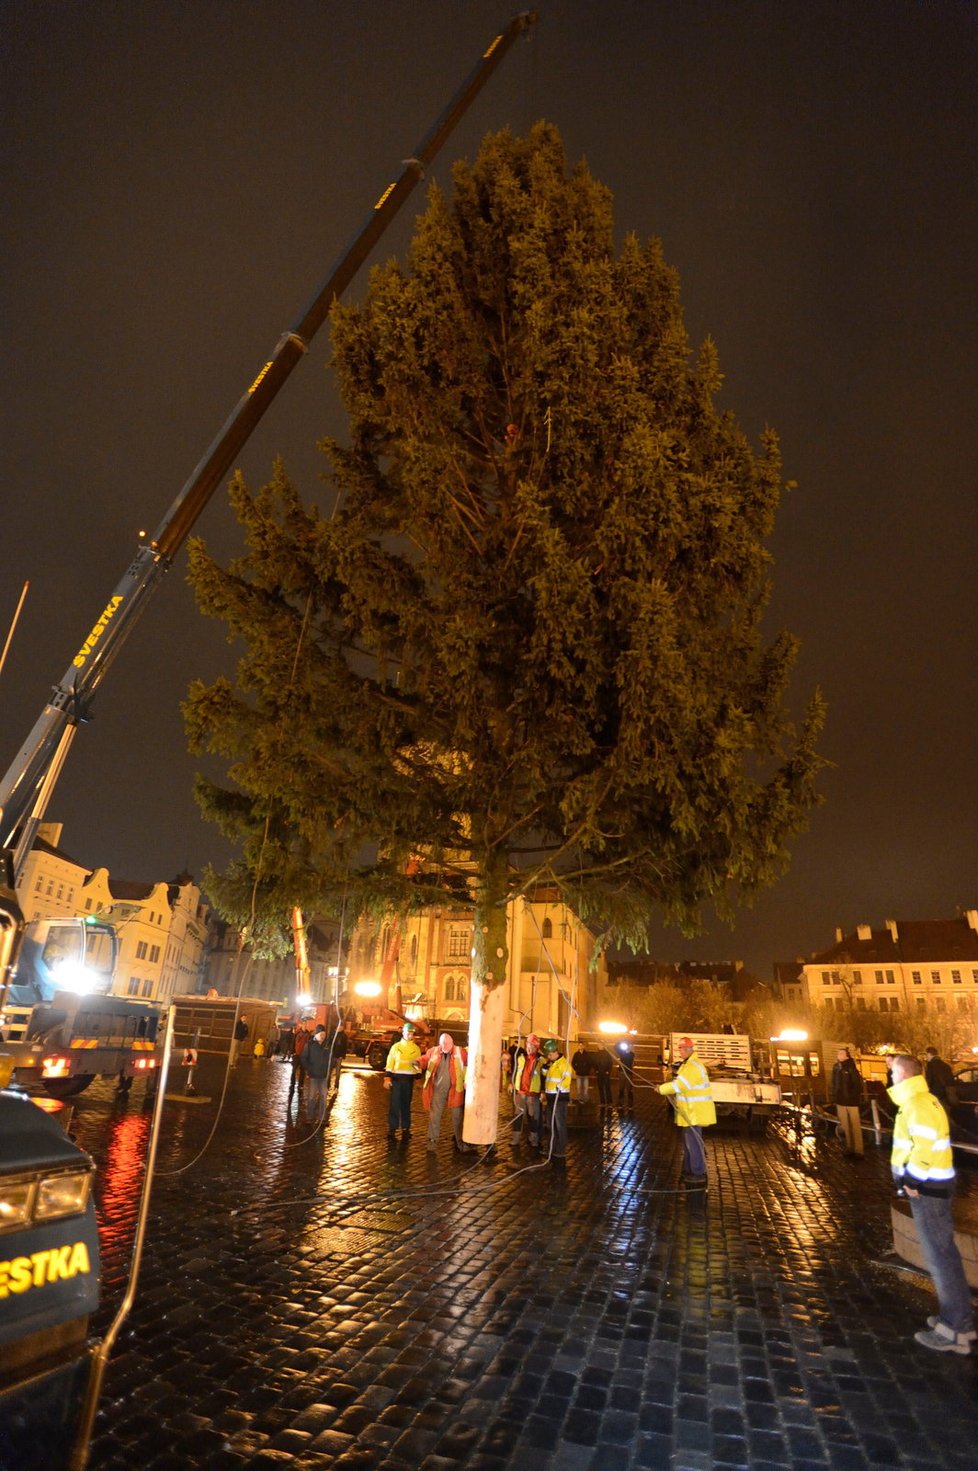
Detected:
left=885, top=970, right=895, bottom=985
left=915, top=997, right=926, bottom=1011
left=911, top=970, right=922, bottom=985
left=141, top=980, right=153, bottom=998
left=149, top=945, right=160, bottom=964
left=35, top=877, right=42, bottom=892
left=448, top=928, right=469, bottom=958
left=852, top=970, right=862, bottom=985
left=444, top=976, right=456, bottom=1001
left=973, top=970, right=978, bottom=984
left=951, top=969, right=962, bottom=984
left=128, top=976, right=140, bottom=995
left=456, top=978, right=467, bottom=1003
left=542, top=918, right=553, bottom=941
left=822, top=971, right=832, bottom=985
left=931, top=970, right=941, bottom=985
left=874, top=970, right=884, bottom=984
left=935, top=997, right=946, bottom=1013
left=136, top=941, right=148, bottom=960
left=855, top=997, right=866, bottom=1010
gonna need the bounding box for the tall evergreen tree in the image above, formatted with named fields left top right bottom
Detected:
left=185, top=124, right=824, bottom=1142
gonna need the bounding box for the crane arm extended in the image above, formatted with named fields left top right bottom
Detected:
left=0, top=12, right=538, bottom=885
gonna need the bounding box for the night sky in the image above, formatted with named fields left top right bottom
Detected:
left=2, top=1, right=976, bottom=977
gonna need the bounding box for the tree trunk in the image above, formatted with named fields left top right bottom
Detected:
left=462, top=859, right=509, bottom=1148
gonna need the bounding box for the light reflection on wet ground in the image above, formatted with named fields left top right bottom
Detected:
left=51, top=1061, right=978, bottom=1469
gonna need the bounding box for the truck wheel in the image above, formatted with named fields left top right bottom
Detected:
left=42, top=1075, right=93, bottom=1100
left=366, top=1042, right=388, bottom=1071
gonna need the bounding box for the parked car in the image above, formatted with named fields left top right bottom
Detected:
left=947, top=1067, right=978, bottom=1152
left=951, top=1066, right=978, bottom=1102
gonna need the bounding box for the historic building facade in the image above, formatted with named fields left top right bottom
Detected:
left=16, top=823, right=209, bottom=1002
left=798, top=911, right=978, bottom=1018
left=346, top=886, right=607, bottom=1040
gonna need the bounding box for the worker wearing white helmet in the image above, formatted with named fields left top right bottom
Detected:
left=420, top=1032, right=468, bottom=1153
left=659, top=1036, right=716, bottom=1187
left=510, top=1033, right=544, bottom=1150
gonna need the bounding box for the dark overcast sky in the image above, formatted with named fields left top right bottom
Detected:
left=2, top=1, right=976, bottom=976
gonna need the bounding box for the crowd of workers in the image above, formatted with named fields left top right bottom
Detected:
left=253, top=1018, right=975, bottom=1360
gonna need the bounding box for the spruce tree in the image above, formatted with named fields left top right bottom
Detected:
left=185, top=123, right=824, bottom=1142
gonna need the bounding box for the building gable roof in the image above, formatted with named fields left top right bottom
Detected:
left=810, top=916, right=978, bottom=966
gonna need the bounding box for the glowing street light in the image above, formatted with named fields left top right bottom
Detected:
left=599, top=1020, right=628, bottom=1035
left=354, top=980, right=382, bottom=998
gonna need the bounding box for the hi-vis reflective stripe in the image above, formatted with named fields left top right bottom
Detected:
left=908, top=1122, right=940, bottom=1140
left=0, top=1241, right=92, bottom=1297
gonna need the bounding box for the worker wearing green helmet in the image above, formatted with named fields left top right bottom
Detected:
left=541, top=1038, right=573, bottom=1164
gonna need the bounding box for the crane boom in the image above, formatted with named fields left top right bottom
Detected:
left=0, top=12, right=538, bottom=891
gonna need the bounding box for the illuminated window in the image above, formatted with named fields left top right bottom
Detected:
left=448, top=927, right=469, bottom=958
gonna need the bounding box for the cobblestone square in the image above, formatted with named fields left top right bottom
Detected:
left=21, top=1058, right=978, bottom=1470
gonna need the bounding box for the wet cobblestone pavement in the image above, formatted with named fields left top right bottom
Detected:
left=48, top=1060, right=978, bottom=1468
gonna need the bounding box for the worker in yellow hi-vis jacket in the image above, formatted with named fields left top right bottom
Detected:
left=659, top=1036, right=716, bottom=1185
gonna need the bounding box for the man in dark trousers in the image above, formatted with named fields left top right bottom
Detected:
left=616, top=1040, right=636, bottom=1108
left=924, top=1046, right=955, bottom=1107
left=592, top=1046, right=613, bottom=1109
left=287, top=1015, right=314, bottom=1112
left=328, top=1023, right=348, bottom=1093
left=303, top=1025, right=331, bottom=1124
left=830, top=1047, right=864, bottom=1156
left=889, top=1054, right=975, bottom=1354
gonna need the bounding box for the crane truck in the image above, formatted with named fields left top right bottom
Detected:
left=0, top=13, right=540, bottom=1458
left=0, top=12, right=539, bottom=1101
